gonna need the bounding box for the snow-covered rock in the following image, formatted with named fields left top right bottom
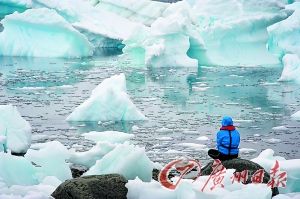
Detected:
left=82, top=131, right=134, bottom=144
left=66, top=74, right=146, bottom=121
left=85, top=142, right=153, bottom=182
left=0, top=8, right=93, bottom=58
left=0, top=105, right=31, bottom=153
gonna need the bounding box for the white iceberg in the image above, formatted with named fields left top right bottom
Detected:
left=83, top=131, right=134, bottom=144
left=0, top=8, right=93, bottom=58
left=69, top=141, right=116, bottom=168
left=32, top=0, right=141, bottom=50
left=85, top=142, right=154, bottom=182
left=25, top=141, right=72, bottom=182
left=291, top=110, right=300, bottom=120
left=267, top=2, right=300, bottom=59
left=94, top=0, right=169, bottom=26
left=279, top=54, right=300, bottom=83
left=190, top=0, right=290, bottom=66
left=0, top=105, right=31, bottom=153
left=0, top=152, right=38, bottom=186
left=66, top=73, right=146, bottom=121
left=123, top=1, right=204, bottom=67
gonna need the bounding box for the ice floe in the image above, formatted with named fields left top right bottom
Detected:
left=0, top=8, right=93, bottom=58
left=0, top=105, right=31, bottom=153
left=66, top=73, right=146, bottom=121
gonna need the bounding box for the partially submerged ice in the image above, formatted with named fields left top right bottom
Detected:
left=84, top=142, right=154, bottom=182
left=189, top=0, right=290, bottom=66
left=0, top=8, right=93, bottom=58
left=66, top=73, right=146, bottom=121
left=122, top=1, right=204, bottom=67
left=25, top=141, right=72, bottom=182
left=0, top=104, right=31, bottom=153
left=267, top=2, right=300, bottom=83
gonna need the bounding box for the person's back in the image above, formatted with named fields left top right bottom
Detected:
left=208, top=116, right=240, bottom=161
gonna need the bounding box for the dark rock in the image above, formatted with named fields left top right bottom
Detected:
left=70, top=165, right=88, bottom=178
left=51, top=174, right=128, bottom=199
left=201, top=158, right=279, bottom=197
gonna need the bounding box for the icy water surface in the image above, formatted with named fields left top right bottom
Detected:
left=0, top=55, right=300, bottom=165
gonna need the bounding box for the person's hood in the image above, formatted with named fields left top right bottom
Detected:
left=221, top=116, right=233, bottom=126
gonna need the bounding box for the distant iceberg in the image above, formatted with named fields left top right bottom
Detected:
left=66, top=73, right=146, bottom=121
left=0, top=8, right=94, bottom=58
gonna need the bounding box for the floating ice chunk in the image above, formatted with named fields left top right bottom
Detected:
left=239, top=148, right=257, bottom=154
left=272, top=126, right=289, bottom=131
left=279, top=54, right=300, bottom=83
left=82, top=131, right=134, bottom=144
left=156, top=136, right=173, bottom=141
left=252, top=149, right=300, bottom=193
left=25, top=141, right=72, bottom=182
left=291, top=110, right=300, bottom=120
left=66, top=74, right=146, bottom=121
left=263, top=138, right=281, bottom=144
left=176, top=143, right=207, bottom=150
left=0, top=153, right=38, bottom=186
left=69, top=141, right=116, bottom=168
left=0, top=105, right=31, bottom=153
left=156, top=127, right=173, bottom=133
left=0, top=8, right=93, bottom=58
left=196, top=136, right=209, bottom=141
left=85, top=142, right=153, bottom=182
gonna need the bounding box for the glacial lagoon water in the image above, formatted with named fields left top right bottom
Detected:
left=0, top=54, right=300, bottom=165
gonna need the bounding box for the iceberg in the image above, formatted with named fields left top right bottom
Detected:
left=291, top=110, right=300, bottom=120
left=0, top=105, right=31, bottom=153
left=32, top=0, right=141, bottom=50
left=123, top=1, right=204, bottom=67
left=0, top=0, right=30, bottom=19
left=84, top=142, right=154, bottom=182
left=94, top=0, right=168, bottom=26
left=267, top=3, right=300, bottom=59
left=0, top=8, right=94, bottom=58
left=279, top=54, right=300, bottom=83
left=25, top=141, right=72, bottom=182
left=190, top=0, right=290, bottom=66
left=0, top=153, right=38, bottom=186
left=66, top=73, right=146, bottom=121
left=69, top=141, right=116, bottom=168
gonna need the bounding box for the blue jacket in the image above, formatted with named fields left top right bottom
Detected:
left=217, top=116, right=240, bottom=155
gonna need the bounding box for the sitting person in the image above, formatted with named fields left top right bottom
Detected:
left=208, top=116, right=240, bottom=161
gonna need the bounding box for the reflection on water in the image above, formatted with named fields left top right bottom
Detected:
left=0, top=55, right=300, bottom=164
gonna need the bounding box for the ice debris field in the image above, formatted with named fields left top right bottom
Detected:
left=1, top=0, right=300, bottom=198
